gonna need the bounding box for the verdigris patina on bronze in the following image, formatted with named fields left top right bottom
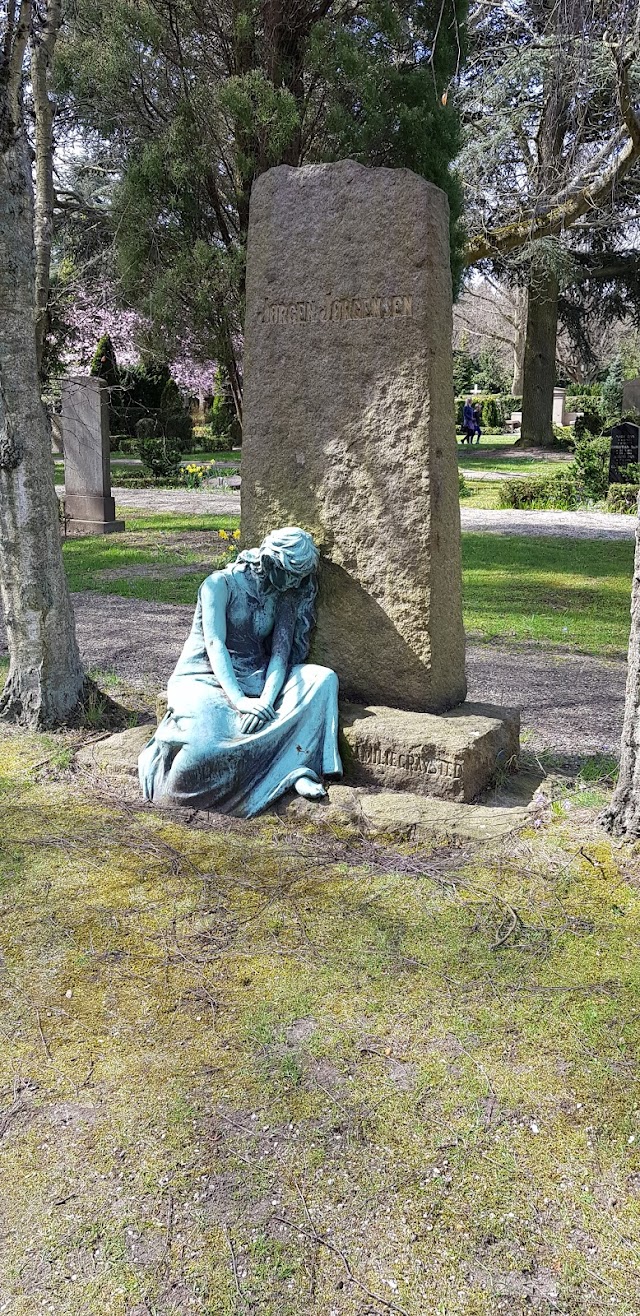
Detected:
left=138, top=527, right=342, bottom=816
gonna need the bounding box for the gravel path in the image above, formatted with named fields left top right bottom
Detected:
left=114, top=486, right=242, bottom=516
left=56, top=485, right=638, bottom=538
left=21, top=591, right=620, bottom=757
left=461, top=507, right=637, bottom=539
left=63, top=487, right=634, bottom=540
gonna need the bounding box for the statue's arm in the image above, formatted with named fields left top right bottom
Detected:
left=201, top=575, right=248, bottom=709
left=237, top=594, right=296, bottom=735
left=201, top=574, right=278, bottom=729
left=261, top=594, right=296, bottom=707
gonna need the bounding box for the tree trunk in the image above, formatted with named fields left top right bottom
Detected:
left=519, top=267, right=559, bottom=447
left=30, top=0, right=62, bottom=372
left=511, top=287, right=527, bottom=395
left=0, top=119, right=85, bottom=728
left=602, top=508, right=640, bottom=836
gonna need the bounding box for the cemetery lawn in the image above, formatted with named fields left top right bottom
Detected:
left=462, top=534, right=634, bottom=655
left=61, top=517, right=635, bottom=658
left=1, top=730, right=640, bottom=1315
left=62, top=513, right=240, bottom=605
left=457, top=449, right=572, bottom=478
left=459, top=479, right=502, bottom=509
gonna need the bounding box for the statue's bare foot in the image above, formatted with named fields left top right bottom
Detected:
left=294, top=776, right=327, bottom=801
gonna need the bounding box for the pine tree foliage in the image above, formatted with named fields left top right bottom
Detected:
left=55, top=0, right=467, bottom=417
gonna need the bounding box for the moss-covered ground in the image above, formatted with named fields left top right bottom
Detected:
left=1, top=730, right=640, bottom=1315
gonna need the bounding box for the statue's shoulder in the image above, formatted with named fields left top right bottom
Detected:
left=199, top=569, right=230, bottom=599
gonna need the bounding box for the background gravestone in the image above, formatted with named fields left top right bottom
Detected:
left=622, top=377, right=640, bottom=415
left=241, top=161, right=466, bottom=712
left=61, top=376, right=124, bottom=535
left=609, top=421, right=640, bottom=484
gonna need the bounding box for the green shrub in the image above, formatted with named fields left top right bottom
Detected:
left=206, top=367, right=238, bottom=443
left=566, top=381, right=603, bottom=397
left=606, top=483, right=640, bottom=513
left=135, top=417, right=186, bottom=479
left=551, top=425, right=575, bottom=449
left=482, top=397, right=500, bottom=429
left=574, top=406, right=604, bottom=440
left=618, top=462, right=640, bottom=484
left=498, top=470, right=578, bottom=510
left=571, top=433, right=611, bottom=501
left=90, top=333, right=118, bottom=386
left=192, top=424, right=231, bottom=453
left=458, top=471, right=469, bottom=498
left=602, top=357, right=625, bottom=422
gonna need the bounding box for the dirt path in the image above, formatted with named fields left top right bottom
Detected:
left=14, top=591, right=620, bottom=757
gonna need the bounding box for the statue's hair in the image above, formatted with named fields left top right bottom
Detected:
left=236, top=527, right=319, bottom=665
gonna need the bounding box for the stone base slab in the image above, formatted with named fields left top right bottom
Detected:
left=277, top=785, right=529, bottom=842
left=340, top=701, right=520, bottom=803
left=64, top=493, right=125, bottom=536
left=74, top=725, right=533, bottom=843
left=66, top=518, right=126, bottom=536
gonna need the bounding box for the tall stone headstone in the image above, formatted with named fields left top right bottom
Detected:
left=622, top=376, right=640, bottom=415
left=242, top=161, right=466, bottom=711
left=61, top=376, right=124, bottom=535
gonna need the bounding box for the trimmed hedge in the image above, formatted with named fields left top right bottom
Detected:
left=607, top=483, right=640, bottom=513
left=498, top=470, right=578, bottom=510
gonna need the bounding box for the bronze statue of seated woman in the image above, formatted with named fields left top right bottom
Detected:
left=138, top=526, right=342, bottom=816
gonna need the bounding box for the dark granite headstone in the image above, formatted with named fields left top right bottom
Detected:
left=609, top=422, right=640, bottom=484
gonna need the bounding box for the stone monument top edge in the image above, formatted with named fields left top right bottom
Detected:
left=251, top=158, right=450, bottom=207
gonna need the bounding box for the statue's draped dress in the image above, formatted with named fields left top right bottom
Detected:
left=138, top=561, right=342, bottom=816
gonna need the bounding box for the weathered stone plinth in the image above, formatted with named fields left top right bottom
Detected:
left=153, top=692, right=519, bottom=803
left=61, top=376, right=124, bottom=535
left=341, top=702, right=519, bottom=802
left=241, top=160, right=465, bottom=712
left=75, top=724, right=531, bottom=841
left=63, top=493, right=124, bottom=536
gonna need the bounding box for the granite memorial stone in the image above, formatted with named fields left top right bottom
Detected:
left=241, top=160, right=466, bottom=712
left=622, top=376, right=640, bottom=415
left=609, top=420, right=640, bottom=484
left=61, top=376, right=124, bottom=535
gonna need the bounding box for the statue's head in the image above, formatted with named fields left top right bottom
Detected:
left=256, top=526, right=319, bottom=593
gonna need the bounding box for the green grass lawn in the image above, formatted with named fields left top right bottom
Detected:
left=61, top=514, right=635, bottom=658
left=62, top=513, right=240, bottom=605
left=460, top=479, right=503, bottom=510
left=1, top=732, right=640, bottom=1315
left=457, top=443, right=572, bottom=479
left=462, top=533, right=634, bottom=654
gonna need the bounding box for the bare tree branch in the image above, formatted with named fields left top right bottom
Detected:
left=464, top=34, right=640, bottom=266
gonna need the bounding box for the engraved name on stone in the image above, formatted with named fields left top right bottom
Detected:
left=257, top=294, right=414, bottom=327
left=351, top=741, right=462, bottom=779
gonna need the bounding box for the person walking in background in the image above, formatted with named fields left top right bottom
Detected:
left=462, top=397, right=475, bottom=444
left=473, top=401, right=482, bottom=444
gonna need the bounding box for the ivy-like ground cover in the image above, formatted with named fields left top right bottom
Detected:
left=1, top=732, right=640, bottom=1315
